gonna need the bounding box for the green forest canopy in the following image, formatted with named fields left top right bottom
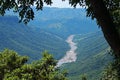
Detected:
left=0, top=49, right=68, bottom=80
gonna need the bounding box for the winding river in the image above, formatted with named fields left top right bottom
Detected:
left=57, top=35, right=77, bottom=67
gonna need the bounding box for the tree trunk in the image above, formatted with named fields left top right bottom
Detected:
left=89, top=0, right=120, bottom=57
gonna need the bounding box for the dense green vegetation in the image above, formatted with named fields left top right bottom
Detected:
left=0, top=16, right=69, bottom=61
left=60, top=31, right=113, bottom=80
left=0, top=49, right=68, bottom=80
left=100, top=58, right=120, bottom=80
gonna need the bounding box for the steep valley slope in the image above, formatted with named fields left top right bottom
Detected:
left=60, top=31, right=113, bottom=80
left=0, top=16, right=69, bottom=61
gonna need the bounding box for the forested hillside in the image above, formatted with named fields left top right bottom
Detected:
left=60, top=31, right=113, bottom=80
left=0, top=16, right=69, bottom=61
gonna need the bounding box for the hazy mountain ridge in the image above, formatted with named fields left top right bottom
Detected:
left=28, top=7, right=99, bottom=38
left=5, top=7, right=99, bottom=38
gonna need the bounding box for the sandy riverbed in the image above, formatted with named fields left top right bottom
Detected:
left=57, top=35, right=77, bottom=67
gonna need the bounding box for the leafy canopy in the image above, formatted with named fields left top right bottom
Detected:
left=0, top=0, right=119, bottom=26
left=0, top=49, right=68, bottom=80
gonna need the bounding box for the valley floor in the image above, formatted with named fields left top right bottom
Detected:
left=57, top=35, right=77, bottom=67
